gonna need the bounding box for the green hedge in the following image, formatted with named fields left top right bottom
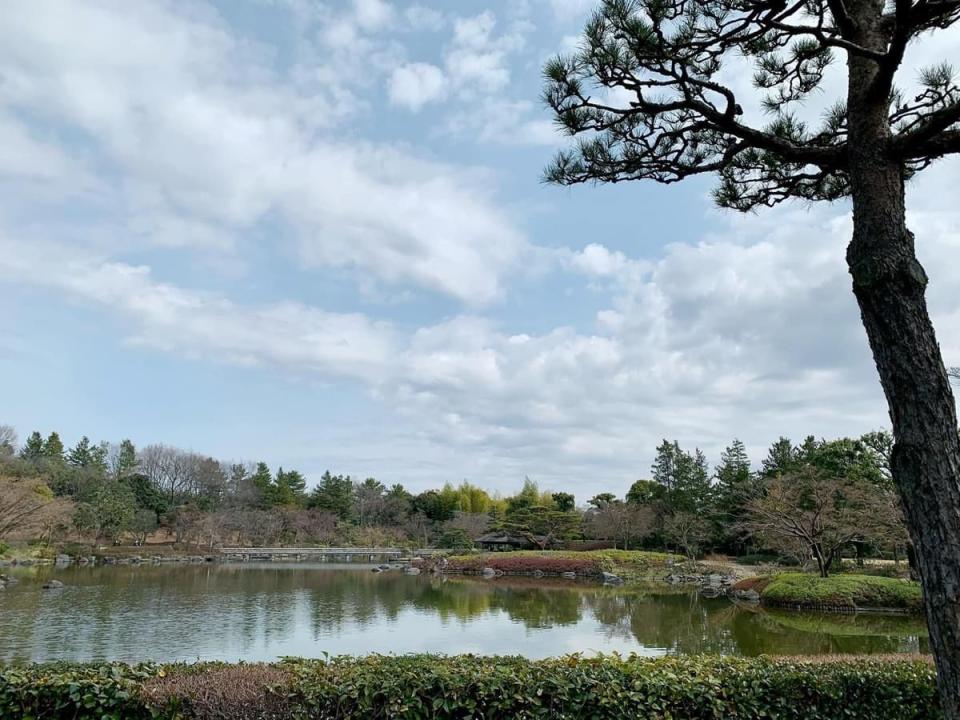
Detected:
left=761, top=573, right=923, bottom=611
left=0, top=655, right=941, bottom=719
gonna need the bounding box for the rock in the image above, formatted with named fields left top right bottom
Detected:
left=130, top=556, right=142, bottom=564
left=481, top=567, right=497, bottom=578
left=404, top=566, right=421, bottom=575
left=55, top=554, right=72, bottom=565
left=561, top=572, right=577, bottom=579
left=708, top=574, right=724, bottom=586
left=741, top=589, right=761, bottom=602
left=379, top=564, right=392, bottom=570
left=532, top=569, right=545, bottom=578
left=601, top=572, right=624, bottom=585
left=371, top=567, right=383, bottom=573
left=42, top=579, right=64, bottom=589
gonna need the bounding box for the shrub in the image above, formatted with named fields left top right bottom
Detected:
left=445, top=550, right=681, bottom=576
left=760, top=573, right=923, bottom=611
left=0, top=662, right=155, bottom=720
left=0, top=655, right=940, bottom=719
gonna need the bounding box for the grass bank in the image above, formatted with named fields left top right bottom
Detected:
left=0, top=655, right=938, bottom=719
left=444, top=549, right=683, bottom=580
left=735, top=573, right=923, bottom=612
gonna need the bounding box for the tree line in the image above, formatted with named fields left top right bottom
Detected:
left=0, top=422, right=905, bottom=574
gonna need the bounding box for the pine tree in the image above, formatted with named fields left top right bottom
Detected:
left=67, top=436, right=93, bottom=467
left=42, top=432, right=64, bottom=461
left=274, top=467, right=307, bottom=507
left=19, top=431, right=45, bottom=461
left=308, top=471, right=354, bottom=521
left=250, top=462, right=275, bottom=509
left=761, top=437, right=797, bottom=477
left=113, top=439, right=138, bottom=480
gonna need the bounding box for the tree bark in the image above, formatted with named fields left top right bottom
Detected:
left=843, top=11, right=960, bottom=714
left=846, top=86, right=960, bottom=720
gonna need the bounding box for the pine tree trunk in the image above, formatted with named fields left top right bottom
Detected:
left=843, top=19, right=960, bottom=710
left=847, top=148, right=960, bottom=720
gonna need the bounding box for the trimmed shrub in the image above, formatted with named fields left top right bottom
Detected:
left=760, top=573, right=923, bottom=612
left=445, top=550, right=681, bottom=577
left=0, top=655, right=941, bottom=719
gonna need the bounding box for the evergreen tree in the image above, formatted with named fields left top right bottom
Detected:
left=761, top=437, right=797, bottom=477
left=651, top=440, right=712, bottom=515
left=275, top=467, right=307, bottom=507
left=309, top=471, right=354, bottom=521
left=113, top=439, right=138, bottom=480
left=250, top=462, right=275, bottom=509
left=626, top=479, right=662, bottom=506
left=552, top=492, right=575, bottom=512
left=67, top=436, right=94, bottom=467
left=19, top=431, right=45, bottom=461
left=42, top=432, right=64, bottom=461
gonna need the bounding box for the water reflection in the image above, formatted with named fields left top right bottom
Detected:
left=0, top=564, right=929, bottom=663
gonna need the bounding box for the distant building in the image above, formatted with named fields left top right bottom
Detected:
left=474, top=532, right=549, bottom=552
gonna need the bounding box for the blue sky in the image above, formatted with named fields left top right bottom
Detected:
left=2, top=0, right=959, bottom=500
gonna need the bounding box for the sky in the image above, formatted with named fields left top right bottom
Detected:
left=1, top=0, right=959, bottom=500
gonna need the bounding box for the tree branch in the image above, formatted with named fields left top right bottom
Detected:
left=893, top=101, right=960, bottom=156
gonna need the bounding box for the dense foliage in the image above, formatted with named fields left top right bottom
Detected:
left=0, top=656, right=939, bottom=719
left=0, top=422, right=908, bottom=579
left=445, top=549, right=680, bottom=577
left=757, top=573, right=923, bottom=612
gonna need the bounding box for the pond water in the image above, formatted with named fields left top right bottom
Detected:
left=0, top=563, right=929, bottom=663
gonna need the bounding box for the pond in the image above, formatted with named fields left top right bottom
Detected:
left=0, top=563, right=929, bottom=663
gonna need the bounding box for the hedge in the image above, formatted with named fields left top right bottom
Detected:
left=758, top=573, right=924, bottom=612
left=0, top=655, right=940, bottom=719
left=444, top=550, right=681, bottom=577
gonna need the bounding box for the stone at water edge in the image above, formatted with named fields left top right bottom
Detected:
left=481, top=567, right=497, bottom=578
left=601, top=572, right=624, bottom=585
left=42, top=579, right=65, bottom=589
left=404, top=566, right=421, bottom=575
left=371, top=567, right=383, bottom=573
left=561, top=572, right=577, bottom=579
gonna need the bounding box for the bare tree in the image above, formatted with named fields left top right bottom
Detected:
left=544, top=2, right=960, bottom=710
left=663, top=511, right=711, bottom=559
left=446, top=512, right=492, bottom=540
left=0, top=478, right=53, bottom=539
left=0, top=425, right=17, bottom=457
left=585, top=502, right=654, bottom=550
left=742, top=467, right=892, bottom=577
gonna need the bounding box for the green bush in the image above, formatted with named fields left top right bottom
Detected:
left=761, top=573, right=923, bottom=611
left=0, top=662, right=155, bottom=720
left=1, top=655, right=940, bottom=719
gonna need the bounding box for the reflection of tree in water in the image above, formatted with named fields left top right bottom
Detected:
left=307, top=575, right=584, bottom=633
left=0, top=566, right=932, bottom=663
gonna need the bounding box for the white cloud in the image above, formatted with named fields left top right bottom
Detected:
left=389, top=62, right=447, bottom=111
left=445, top=12, right=526, bottom=95
left=404, top=4, right=444, bottom=31
left=5, top=154, right=960, bottom=496
left=0, top=0, right=526, bottom=303
left=353, top=0, right=394, bottom=30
